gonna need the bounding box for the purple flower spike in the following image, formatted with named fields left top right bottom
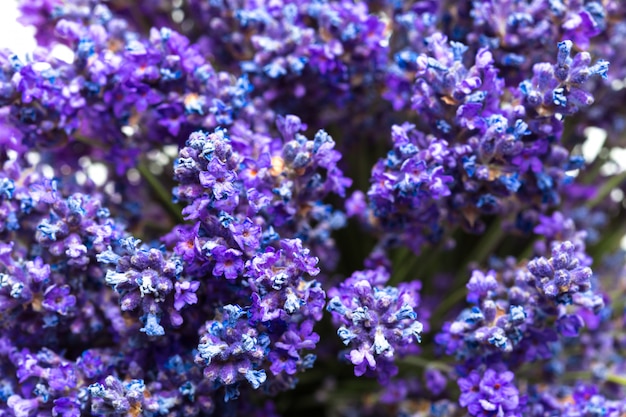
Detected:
left=98, top=237, right=190, bottom=335
left=519, top=40, right=608, bottom=116
left=467, top=270, right=498, bottom=304
left=2, top=0, right=626, bottom=415
left=88, top=376, right=148, bottom=415
left=528, top=241, right=593, bottom=304
left=195, top=305, right=268, bottom=399
left=327, top=268, right=423, bottom=383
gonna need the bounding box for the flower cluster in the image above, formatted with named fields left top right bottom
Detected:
left=98, top=239, right=190, bottom=337
left=327, top=267, right=423, bottom=382
left=1, top=0, right=626, bottom=415
left=437, top=237, right=603, bottom=362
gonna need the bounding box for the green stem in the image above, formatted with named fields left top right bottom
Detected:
left=142, top=219, right=176, bottom=231
left=129, top=2, right=152, bottom=33
left=586, top=170, right=626, bottom=208
left=463, top=217, right=503, bottom=270
left=73, top=133, right=110, bottom=150
left=562, top=371, right=626, bottom=386
left=399, top=356, right=453, bottom=373
left=392, top=247, right=411, bottom=269
left=137, top=162, right=184, bottom=223
left=561, top=371, right=591, bottom=381
left=431, top=219, right=503, bottom=318
left=391, top=251, right=420, bottom=284
left=432, top=286, right=467, bottom=319
left=606, top=373, right=626, bottom=386
left=590, top=222, right=626, bottom=264
left=610, top=287, right=626, bottom=314
left=518, top=239, right=536, bottom=262
left=414, top=244, right=445, bottom=278
left=581, top=158, right=605, bottom=185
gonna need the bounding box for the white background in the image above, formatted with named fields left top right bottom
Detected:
left=0, top=2, right=36, bottom=56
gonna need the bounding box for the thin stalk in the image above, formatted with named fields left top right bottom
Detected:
left=73, top=134, right=110, bottom=150
left=561, top=371, right=591, bottom=381
left=399, top=356, right=453, bottom=373
left=392, top=247, right=411, bottom=270
left=581, top=158, right=605, bottom=185
left=432, top=286, right=467, bottom=320
left=391, top=251, right=421, bottom=284
left=606, top=373, right=626, bottom=386
left=610, top=287, right=626, bottom=315
left=137, top=162, right=184, bottom=223
left=461, top=217, right=503, bottom=271
left=586, top=170, right=626, bottom=208
left=129, top=2, right=152, bottom=33
left=518, top=238, right=536, bottom=262
left=392, top=232, right=458, bottom=285
left=431, top=219, right=504, bottom=318
left=590, top=222, right=626, bottom=265
left=561, top=371, right=626, bottom=386
left=414, top=241, right=447, bottom=278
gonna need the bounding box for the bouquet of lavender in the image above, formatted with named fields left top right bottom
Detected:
left=1, top=0, right=626, bottom=415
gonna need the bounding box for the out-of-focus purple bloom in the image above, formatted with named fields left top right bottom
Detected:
left=458, top=368, right=521, bottom=416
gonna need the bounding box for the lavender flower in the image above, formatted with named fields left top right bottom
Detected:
left=194, top=304, right=268, bottom=400
left=327, top=268, right=423, bottom=382
left=527, top=241, right=593, bottom=304
left=1, top=0, right=625, bottom=415
left=98, top=238, right=191, bottom=336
